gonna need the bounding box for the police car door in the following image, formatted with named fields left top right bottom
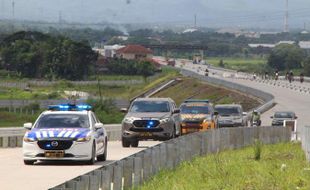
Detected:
left=91, top=113, right=104, bottom=153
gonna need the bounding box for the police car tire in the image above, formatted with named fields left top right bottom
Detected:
left=122, top=138, right=131, bottom=148
left=24, top=160, right=35, bottom=165
left=131, top=140, right=139, bottom=147
left=86, top=143, right=96, bottom=165
left=97, top=140, right=107, bottom=161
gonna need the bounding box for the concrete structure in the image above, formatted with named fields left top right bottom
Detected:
left=116, top=45, right=153, bottom=60
left=299, top=41, right=310, bottom=49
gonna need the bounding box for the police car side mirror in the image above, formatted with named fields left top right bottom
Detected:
left=242, top=112, right=248, bottom=116
left=94, top=123, right=104, bottom=130
left=173, top=109, right=180, bottom=114
left=23, top=123, right=32, bottom=130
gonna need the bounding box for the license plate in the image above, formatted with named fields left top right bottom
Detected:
left=45, top=151, right=65, bottom=158
left=141, top=132, right=152, bottom=137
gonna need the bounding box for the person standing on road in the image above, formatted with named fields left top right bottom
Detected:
left=300, top=73, right=304, bottom=83
left=285, top=71, right=289, bottom=80
left=275, top=70, right=279, bottom=81
left=289, top=70, right=294, bottom=83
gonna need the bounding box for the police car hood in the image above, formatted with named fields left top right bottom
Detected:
left=125, top=112, right=171, bottom=119
left=25, top=128, right=90, bottom=140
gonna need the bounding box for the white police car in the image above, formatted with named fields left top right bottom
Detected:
left=22, top=104, right=108, bottom=165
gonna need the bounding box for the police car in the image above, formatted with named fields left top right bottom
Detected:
left=22, top=104, right=108, bottom=165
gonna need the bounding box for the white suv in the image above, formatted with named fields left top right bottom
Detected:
left=22, top=104, right=108, bottom=165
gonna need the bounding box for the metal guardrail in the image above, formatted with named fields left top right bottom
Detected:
left=50, top=126, right=291, bottom=190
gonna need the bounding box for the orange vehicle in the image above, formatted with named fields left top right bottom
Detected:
left=179, top=100, right=218, bottom=135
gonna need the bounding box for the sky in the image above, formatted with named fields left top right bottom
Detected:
left=1, top=0, right=310, bottom=29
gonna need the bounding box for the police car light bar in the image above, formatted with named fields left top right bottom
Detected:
left=184, top=99, right=209, bottom=103
left=48, top=104, right=92, bottom=111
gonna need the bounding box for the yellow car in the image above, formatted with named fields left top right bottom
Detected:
left=179, top=100, right=218, bottom=135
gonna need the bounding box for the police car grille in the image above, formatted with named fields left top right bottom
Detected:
left=38, top=140, right=73, bottom=150
left=133, top=120, right=160, bottom=128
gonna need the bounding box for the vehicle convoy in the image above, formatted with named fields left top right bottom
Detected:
left=179, top=99, right=218, bottom=134
left=215, top=104, right=248, bottom=127
left=22, top=104, right=108, bottom=165
left=271, top=111, right=297, bottom=126
left=121, top=98, right=180, bottom=148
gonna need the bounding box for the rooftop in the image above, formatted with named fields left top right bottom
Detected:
left=116, top=45, right=153, bottom=54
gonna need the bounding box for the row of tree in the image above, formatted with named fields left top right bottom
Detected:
left=267, top=44, right=310, bottom=75
left=0, top=31, right=98, bottom=80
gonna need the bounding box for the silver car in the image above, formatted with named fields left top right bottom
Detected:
left=215, top=104, right=248, bottom=127
left=121, top=98, right=181, bottom=147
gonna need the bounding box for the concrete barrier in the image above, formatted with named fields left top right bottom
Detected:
left=301, top=126, right=310, bottom=161
left=49, top=126, right=291, bottom=190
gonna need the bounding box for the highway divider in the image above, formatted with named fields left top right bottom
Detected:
left=50, top=126, right=291, bottom=190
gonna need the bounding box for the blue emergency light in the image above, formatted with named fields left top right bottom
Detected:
left=48, top=104, right=92, bottom=111
left=146, top=120, right=155, bottom=128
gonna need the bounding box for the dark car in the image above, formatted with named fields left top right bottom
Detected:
left=271, top=111, right=297, bottom=126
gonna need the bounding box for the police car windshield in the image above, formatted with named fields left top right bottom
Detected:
left=35, top=114, right=90, bottom=128
left=180, top=105, right=209, bottom=114
left=216, top=107, right=240, bottom=116
left=130, top=101, right=170, bottom=113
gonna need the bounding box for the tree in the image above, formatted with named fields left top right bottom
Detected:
left=303, top=57, right=310, bottom=76
left=267, top=44, right=304, bottom=71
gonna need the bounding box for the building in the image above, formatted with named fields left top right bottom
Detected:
left=93, top=45, right=125, bottom=58
left=299, top=41, right=310, bottom=49
left=116, top=45, right=153, bottom=60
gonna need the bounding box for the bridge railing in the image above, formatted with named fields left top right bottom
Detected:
left=50, top=126, right=291, bottom=190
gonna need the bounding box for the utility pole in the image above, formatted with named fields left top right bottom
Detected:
left=194, top=14, right=197, bottom=29
left=58, top=11, right=62, bottom=28
left=12, top=0, right=15, bottom=20
left=284, top=0, right=289, bottom=32
left=1, top=0, right=4, bottom=18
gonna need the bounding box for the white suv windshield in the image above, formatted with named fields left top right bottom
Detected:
left=130, top=101, right=170, bottom=113
left=35, top=114, right=90, bottom=128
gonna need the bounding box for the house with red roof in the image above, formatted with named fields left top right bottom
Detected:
left=115, top=44, right=153, bottom=60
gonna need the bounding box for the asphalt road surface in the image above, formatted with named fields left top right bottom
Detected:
left=0, top=141, right=159, bottom=190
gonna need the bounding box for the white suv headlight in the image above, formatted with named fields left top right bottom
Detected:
left=160, top=117, right=170, bottom=124
left=123, top=117, right=136, bottom=124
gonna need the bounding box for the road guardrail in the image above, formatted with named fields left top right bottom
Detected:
left=50, top=126, right=291, bottom=190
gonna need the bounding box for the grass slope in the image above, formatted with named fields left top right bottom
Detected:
left=137, top=143, right=310, bottom=190
left=152, top=77, right=260, bottom=111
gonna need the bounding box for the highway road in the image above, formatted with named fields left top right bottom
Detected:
left=0, top=141, right=159, bottom=190
left=172, top=59, right=310, bottom=137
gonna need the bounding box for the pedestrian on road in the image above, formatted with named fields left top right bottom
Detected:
left=300, top=73, right=304, bottom=83
left=289, top=70, right=294, bottom=83
left=285, top=71, right=289, bottom=80
left=275, top=70, right=279, bottom=81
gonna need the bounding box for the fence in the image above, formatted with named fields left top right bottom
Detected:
left=301, top=126, right=310, bottom=161
left=50, top=126, right=291, bottom=190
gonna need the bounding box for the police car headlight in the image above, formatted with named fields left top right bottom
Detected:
left=23, top=137, right=37, bottom=142
left=160, top=117, right=170, bottom=124
left=76, top=135, right=91, bottom=142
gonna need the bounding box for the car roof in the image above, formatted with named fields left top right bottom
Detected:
left=274, top=111, right=295, bottom=114
left=42, top=110, right=90, bottom=115
left=134, top=97, right=174, bottom=102
left=215, top=104, right=242, bottom=108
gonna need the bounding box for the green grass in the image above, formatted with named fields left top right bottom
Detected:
left=0, top=68, right=180, bottom=100
left=0, top=111, right=39, bottom=127
left=152, top=77, right=260, bottom=110
left=206, top=57, right=267, bottom=73
left=137, top=143, right=310, bottom=190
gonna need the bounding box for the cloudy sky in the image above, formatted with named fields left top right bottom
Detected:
left=1, top=0, right=310, bottom=29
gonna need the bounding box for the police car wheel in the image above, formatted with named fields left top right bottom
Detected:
left=97, top=139, right=107, bottom=161
left=131, top=140, right=139, bottom=147
left=122, top=137, right=131, bottom=148
left=24, top=160, right=35, bottom=165
left=86, top=143, right=96, bottom=165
